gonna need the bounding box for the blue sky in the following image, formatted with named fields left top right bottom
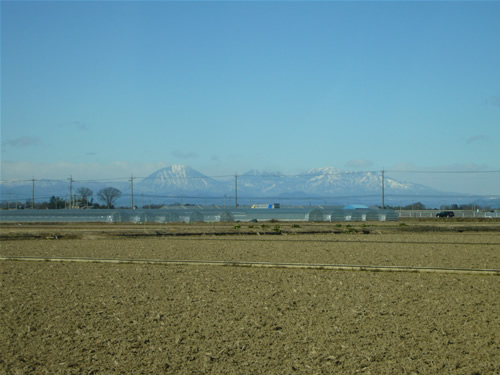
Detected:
left=1, top=1, right=499, bottom=194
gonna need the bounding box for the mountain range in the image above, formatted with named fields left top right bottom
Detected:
left=1, top=164, right=495, bottom=207
left=136, top=165, right=440, bottom=199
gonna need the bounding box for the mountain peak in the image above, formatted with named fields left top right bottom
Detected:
left=157, top=164, right=190, bottom=173
left=149, top=165, right=209, bottom=179
left=1, top=165, right=448, bottom=206
left=305, top=167, right=342, bottom=175
left=137, top=164, right=223, bottom=194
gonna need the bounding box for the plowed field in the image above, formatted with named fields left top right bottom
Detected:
left=1, top=221, right=499, bottom=374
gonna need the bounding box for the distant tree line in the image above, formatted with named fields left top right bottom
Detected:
left=0, top=187, right=123, bottom=209
left=383, top=202, right=493, bottom=211
left=1, top=192, right=496, bottom=211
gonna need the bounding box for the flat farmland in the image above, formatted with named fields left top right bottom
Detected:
left=1, top=221, right=499, bottom=374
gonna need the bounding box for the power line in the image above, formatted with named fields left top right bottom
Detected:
left=129, top=175, right=134, bottom=209
left=68, top=175, right=73, bottom=209
left=2, top=169, right=500, bottom=185
left=386, top=170, right=500, bottom=174
left=381, top=169, right=385, bottom=209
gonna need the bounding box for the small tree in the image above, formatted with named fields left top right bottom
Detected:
left=403, top=202, right=426, bottom=210
left=97, top=187, right=122, bottom=208
left=49, top=196, right=65, bottom=209
left=76, top=187, right=93, bottom=207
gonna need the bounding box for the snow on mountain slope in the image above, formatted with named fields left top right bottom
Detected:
left=125, top=165, right=441, bottom=197
left=0, top=164, right=445, bottom=203
left=135, top=165, right=226, bottom=194
left=298, top=167, right=435, bottom=196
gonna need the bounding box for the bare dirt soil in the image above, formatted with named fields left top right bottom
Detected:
left=1, top=221, right=499, bottom=374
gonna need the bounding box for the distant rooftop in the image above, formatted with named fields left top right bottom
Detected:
left=344, top=204, right=369, bottom=210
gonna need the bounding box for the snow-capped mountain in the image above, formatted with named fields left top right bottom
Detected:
left=135, top=165, right=227, bottom=195
left=236, top=167, right=437, bottom=198
left=239, top=170, right=289, bottom=195
left=297, top=167, right=434, bottom=196
left=0, top=164, right=465, bottom=206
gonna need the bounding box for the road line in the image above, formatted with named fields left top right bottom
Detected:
left=1, top=255, right=499, bottom=275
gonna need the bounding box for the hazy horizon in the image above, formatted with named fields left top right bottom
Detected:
left=2, top=163, right=499, bottom=199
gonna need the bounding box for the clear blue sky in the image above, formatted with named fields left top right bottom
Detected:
left=1, top=1, right=499, bottom=194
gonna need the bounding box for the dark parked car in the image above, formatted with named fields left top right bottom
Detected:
left=436, top=211, right=455, bottom=218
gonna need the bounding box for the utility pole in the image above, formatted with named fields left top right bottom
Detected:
left=381, top=169, right=385, bottom=209
left=235, top=173, right=238, bottom=208
left=129, top=175, right=134, bottom=209
left=68, top=176, right=73, bottom=209
left=31, top=177, right=36, bottom=209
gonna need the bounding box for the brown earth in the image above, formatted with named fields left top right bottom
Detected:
left=1, top=221, right=499, bottom=374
